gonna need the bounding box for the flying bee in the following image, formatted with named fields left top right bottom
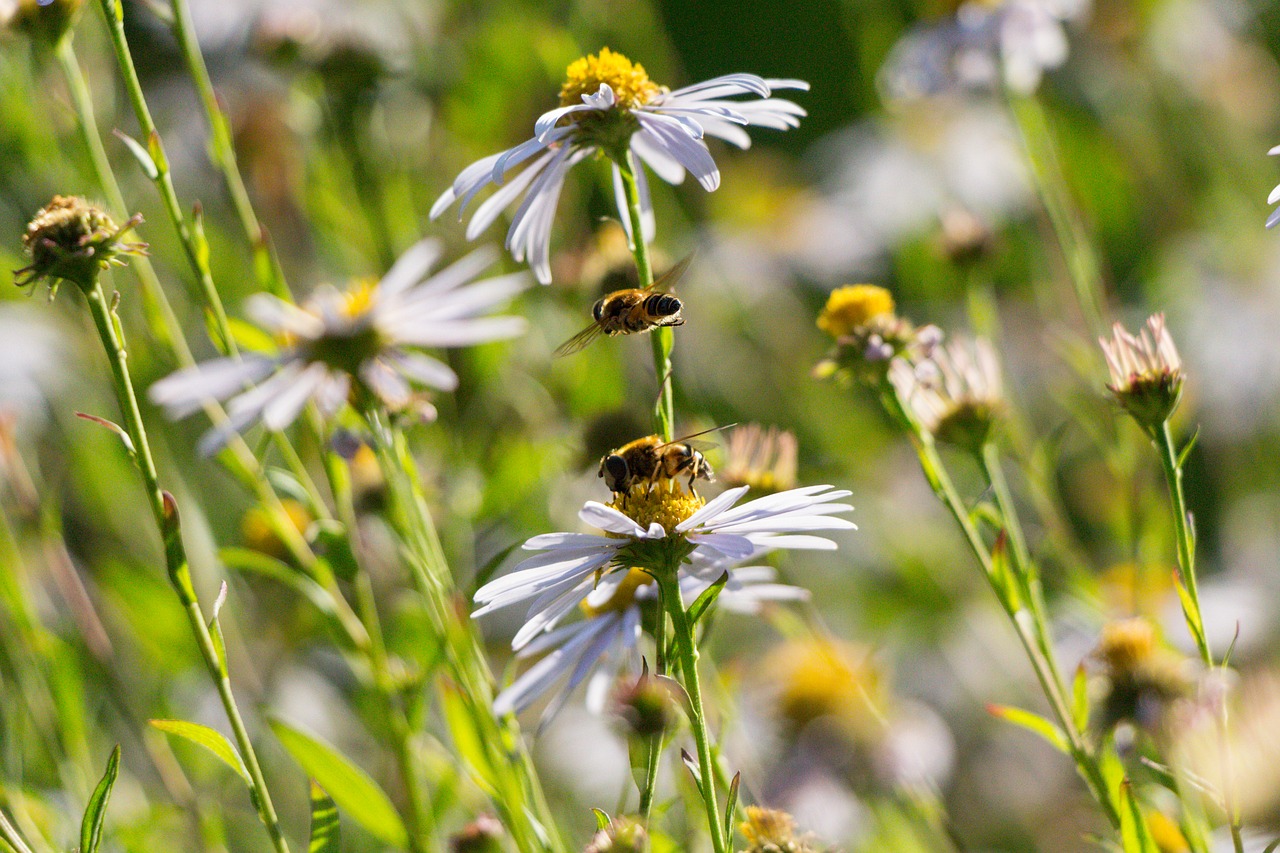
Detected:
left=554, top=254, right=694, bottom=358
left=598, top=425, right=732, bottom=495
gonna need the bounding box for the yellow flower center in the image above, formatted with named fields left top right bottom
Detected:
left=580, top=567, right=654, bottom=618
left=607, top=480, right=705, bottom=534
left=816, top=284, right=896, bottom=339
left=339, top=277, right=379, bottom=320
left=559, top=48, right=660, bottom=110
left=1097, top=617, right=1158, bottom=676
left=768, top=637, right=882, bottom=730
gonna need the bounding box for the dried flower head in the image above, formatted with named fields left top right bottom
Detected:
left=721, top=424, right=798, bottom=495
left=449, top=814, right=505, bottom=853
left=16, top=196, right=145, bottom=294
left=1093, top=617, right=1193, bottom=734
left=738, top=806, right=822, bottom=853
left=3, top=0, right=84, bottom=47
left=584, top=816, right=647, bottom=853
left=814, top=285, right=941, bottom=385
left=891, top=336, right=1004, bottom=453
left=1099, top=313, right=1184, bottom=435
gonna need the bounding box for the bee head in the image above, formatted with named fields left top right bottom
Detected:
left=599, top=453, right=630, bottom=493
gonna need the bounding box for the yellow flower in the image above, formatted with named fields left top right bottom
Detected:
left=767, top=637, right=882, bottom=733
left=816, top=284, right=895, bottom=339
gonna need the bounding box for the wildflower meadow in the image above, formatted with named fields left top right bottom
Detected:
left=2, top=0, right=1280, bottom=851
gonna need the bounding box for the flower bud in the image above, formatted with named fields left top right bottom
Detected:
left=1099, top=314, right=1184, bottom=436
left=613, top=671, right=677, bottom=738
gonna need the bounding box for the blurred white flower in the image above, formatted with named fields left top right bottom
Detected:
left=879, top=0, right=1090, bottom=100
left=149, top=239, right=527, bottom=454
left=431, top=48, right=807, bottom=283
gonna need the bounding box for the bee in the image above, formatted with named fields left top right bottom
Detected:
left=554, top=254, right=693, bottom=358
left=598, top=425, right=731, bottom=495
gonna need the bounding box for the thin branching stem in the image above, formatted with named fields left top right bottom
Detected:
left=81, top=280, right=291, bottom=853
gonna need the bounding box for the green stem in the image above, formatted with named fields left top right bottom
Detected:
left=638, top=597, right=668, bottom=823
left=164, top=0, right=289, bottom=298
left=655, top=572, right=727, bottom=853
left=360, top=412, right=565, bottom=853
left=1154, top=425, right=1243, bottom=852
left=1007, top=93, right=1107, bottom=341
left=616, top=151, right=674, bottom=442
left=325, top=451, right=433, bottom=851
left=82, top=281, right=291, bottom=853
left=0, top=808, right=35, bottom=853
left=92, top=0, right=238, bottom=354
left=882, top=385, right=1122, bottom=831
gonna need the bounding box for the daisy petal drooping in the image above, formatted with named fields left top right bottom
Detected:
left=431, top=48, right=809, bottom=283
left=148, top=240, right=529, bottom=454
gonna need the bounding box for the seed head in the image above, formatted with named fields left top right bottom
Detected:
left=16, top=196, right=145, bottom=294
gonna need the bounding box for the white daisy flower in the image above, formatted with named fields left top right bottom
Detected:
left=430, top=47, right=808, bottom=283
left=149, top=239, right=528, bottom=454
left=473, top=483, right=853, bottom=651
left=493, top=565, right=809, bottom=718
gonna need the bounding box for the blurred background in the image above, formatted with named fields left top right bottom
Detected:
left=2, top=0, right=1280, bottom=850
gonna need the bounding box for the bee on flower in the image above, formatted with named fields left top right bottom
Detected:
left=431, top=47, right=808, bottom=283
left=149, top=240, right=528, bottom=454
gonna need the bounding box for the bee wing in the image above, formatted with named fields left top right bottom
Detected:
left=553, top=321, right=606, bottom=358
left=643, top=252, right=695, bottom=293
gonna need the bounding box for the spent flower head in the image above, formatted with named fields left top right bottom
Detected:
left=1099, top=313, right=1184, bottom=436
left=890, top=335, right=1004, bottom=453
left=584, top=816, right=647, bottom=853
left=431, top=47, right=808, bottom=283
left=738, top=806, right=823, bottom=853
left=814, top=285, right=941, bottom=385
left=16, top=196, right=145, bottom=295
left=149, top=239, right=528, bottom=454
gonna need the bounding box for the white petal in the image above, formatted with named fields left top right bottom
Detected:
left=524, top=532, right=621, bottom=550
left=392, top=317, right=528, bottom=348
left=579, top=501, right=649, bottom=536
left=636, top=113, right=720, bottom=191
left=676, top=485, right=749, bottom=531
left=244, top=294, right=325, bottom=339
left=688, top=532, right=756, bottom=559
left=260, top=361, right=328, bottom=431
left=384, top=351, right=458, bottom=391
left=148, top=356, right=277, bottom=417
left=632, top=132, right=687, bottom=185
left=379, top=237, right=442, bottom=295
left=611, top=161, right=656, bottom=247
left=664, top=73, right=771, bottom=100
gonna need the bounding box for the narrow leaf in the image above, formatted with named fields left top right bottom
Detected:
left=74, top=412, right=135, bottom=455
left=1118, top=780, right=1158, bottom=853
left=207, top=581, right=229, bottom=676
left=1072, top=663, right=1090, bottom=733
left=80, top=745, right=120, bottom=853
left=268, top=717, right=408, bottom=848
left=591, top=809, right=612, bottom=832
left=307, top=781, right=341, bottom=853
left=724, top=771, right=741, bottom=840
left=149, top=719, right=249, bottom=783
left=688, top=572, right=729, bottom=626
left=680, top=749, right=701, bottom=785
left=114, top=130, right=158, bottom=180
left=1177, top=426, right=1200, bottom=469
left=986, top=704, right=1069, bottom=753
left=989, top=532, right=1021, bottom=609
left=1261, top=839, right=1279, bottom=853
left=439, top=685, right=497, bottom=794
left=190, top=202, right=210, bottom=273
left=146, top=130, right=169, bottom=175
left=1172, top=573, right=1207, bottom=652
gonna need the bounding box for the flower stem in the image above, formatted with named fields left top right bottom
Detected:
left=881, top=384, right=1122, bottom=831
left=655, top=571, right=728, bottom=853
left=1007, top=92, right=1107, bottom=341
left=1154, top=423, right=1243, bottom=852
left=92, top=0, right=238, bottom=355
left=360, top=411, right=566, bottom=853
left=164, top=0, right=290, bottom=299
left=616, top=152, right=675, bottom=443
left=81, top=281, right=290, bottom=853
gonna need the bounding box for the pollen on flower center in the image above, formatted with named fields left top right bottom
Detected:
left=607, top=480, right=705, bottom=534
left=581, top=567, right=653, bottom=618
left=816, top=284, right=896, bottom=339
left=559, top=47, right=660, bottom=110
left=339, top=278, right=379, bottom=320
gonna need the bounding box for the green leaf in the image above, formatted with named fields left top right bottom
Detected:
left=1072, top=663, right=1090, bottom=733
left=150, top=719, right=250, bottom=783
left=439, top=685, right=497, bottom=794
left=114, top=130, right=158, bottom=180
left=1177, top=426, right=1200, bottom=469
left=307, top=781, right=341, bottom=853
left=1118, top=780, right=1158, bottom=853
left=723, top=771, right=741, bottom=841
left=80, top=745, right=120, bottom=853
left=207, top=581, right=229, bottom=677
left=268, top=717, right=408, bottom=848
left=1172, top=573, right=1207, bottom=653
left=190, top=202, right=210, bottom=274
left=591, top=809, right=611, bottom=832
left=146, top=130, right=169, bottom=175
left=219, top=548, right=340, bottom=621
left=989, top=532, right=1021, bottom=609
left=688, top=572, right=728, bottom=626
left=226, top=317, right=280, bottom=355
left=985, top=704, right=1068, bottom=753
